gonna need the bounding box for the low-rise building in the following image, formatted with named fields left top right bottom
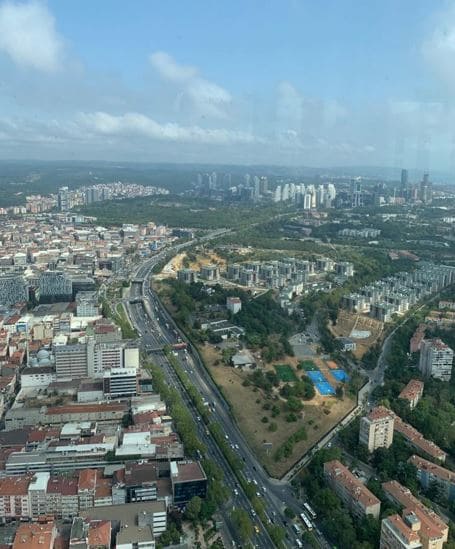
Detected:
left=323, top=460, right=381, bottom=519
left=170, top=460, right=207, bottom=506
left=380, top=512, right=423, bottom=549
left=382, top=480, right=448, bottom=548
left=80, top=501, right=167, bottom=547
left=399, top=380, right=424, bottom=410
left=12, top=522, right=57, bottom=549
left=409, top=455, right=455, bottom=502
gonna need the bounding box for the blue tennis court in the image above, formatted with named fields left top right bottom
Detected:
left=331, top=369, right=350, bottom=382
left=315, top=381, right=335, bottom=396
left=307, top=370, right=325, bottom=383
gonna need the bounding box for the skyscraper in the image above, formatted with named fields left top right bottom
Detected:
left=351, top=180, right=363, bottom=208
left=57, top=187, right=70, bottom=212
left=273, top=185, right=282, bottom=202
left=400, top=169, right=408, bottom=197
left=420, top=172, right=432, bottom=204
left=259, top=176, right=268, bottom=194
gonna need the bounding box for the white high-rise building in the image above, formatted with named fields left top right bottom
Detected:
left=316, top=184, right=325, bottom=207
left=359, top=407, right=395, bottom=453
left=327, top=183, right=336, bottom=200
left=273, top=185, right=282, bottom=202
left=282, top=183, right=290, bottom=201
left=303, top=193, right=312, bottom=210
left=419, top=339, right=453, bottom=381
left=289, top=183, right=296, bottom=200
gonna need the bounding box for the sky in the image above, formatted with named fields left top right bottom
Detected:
left=1, top=0, right=455, bottom=171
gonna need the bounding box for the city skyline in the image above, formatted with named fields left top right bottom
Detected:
left=1, top=1, right=455, bottom=171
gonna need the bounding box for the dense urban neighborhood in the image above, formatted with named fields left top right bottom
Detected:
left=0, top=162, right=452, bottom=549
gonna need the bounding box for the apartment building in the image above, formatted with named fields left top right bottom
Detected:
left=399, top=380, right=424, bottom=410
left=0, top=471, right=112, bottom=521
left=382, top=480, right=448, bottom=548
left=367, top=407, right=447, bottom=463
left=80, top=501, right=167, bottom=543
left=409, top=455, right=455, bottom=502
left=46, top=476, right=79, bottom=519
left=69, top=517, right=111, bottom=549
left=419, top=339, right=453, bottom=381
left=28, top=472, right=50, bottom=518
left=380, top=512, right=423, bottom=549
left=393, top=418, right=447, bottom=463
left=323, top=460, right=381, bottom=519
left=12, top=522, right=57, bottom=549
left=0, top=476, right=32, bottom=519
left=359, top=406, right=395, bottom=452
left=78, top=469, right=97, bottom=511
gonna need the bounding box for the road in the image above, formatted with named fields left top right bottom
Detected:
left=128, top=282, right=274, bottom=547
left=127, top=234, right=329, bottom=548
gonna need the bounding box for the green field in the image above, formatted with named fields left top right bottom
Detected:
left=274, top=364, right=297, bottom=382
left=299, top=360, right=318, bottom=371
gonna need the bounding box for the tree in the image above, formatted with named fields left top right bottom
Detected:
left=284, top=507, right=295, bottom=519
left=185, top=496, right=202, bottom=522
left=287, top=396, right=303, bottom=412
left=269, top=525, right=286, bottom=545
left=230, top=508, right=253, bottom=541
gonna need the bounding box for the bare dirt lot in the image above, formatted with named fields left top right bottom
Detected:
left=156, top=250, right=227, bottom=280
left=200, top=345, right=355, bottom=478
left=330, top=310, right=384, bottom=359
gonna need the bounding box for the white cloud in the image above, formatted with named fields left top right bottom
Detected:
left=149, top=51, right=197, bottom=83
left=422, top=4, right=455, bottom=89
left=0, top=0, right=63, bottom=71
left=79, top=111, right=260, bottom=145
left=149, top=50, right=231, bottom=118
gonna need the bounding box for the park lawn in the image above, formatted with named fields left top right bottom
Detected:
left=200, top=344, right=356, bottom=478
left=299, top=360, right=318, bottom=371
left=274, top=364, right=297, bottom=382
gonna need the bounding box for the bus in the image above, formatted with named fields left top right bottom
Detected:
left=300, top=512, right=313, bottom=531
left=303, top=502, right=317, bottom=520
left=172, top=342, right=188, bottom=350
left=292, top=523, right=302, bottom=536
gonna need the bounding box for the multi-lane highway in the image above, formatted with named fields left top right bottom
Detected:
left=126, top=234, right=335, bottom=548
left=128, top=282, right=274, bottom=547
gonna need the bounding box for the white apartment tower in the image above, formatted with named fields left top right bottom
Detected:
left=359, top=407, right=395, bottom=453
left=419, top=339, right=453, bottom=382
